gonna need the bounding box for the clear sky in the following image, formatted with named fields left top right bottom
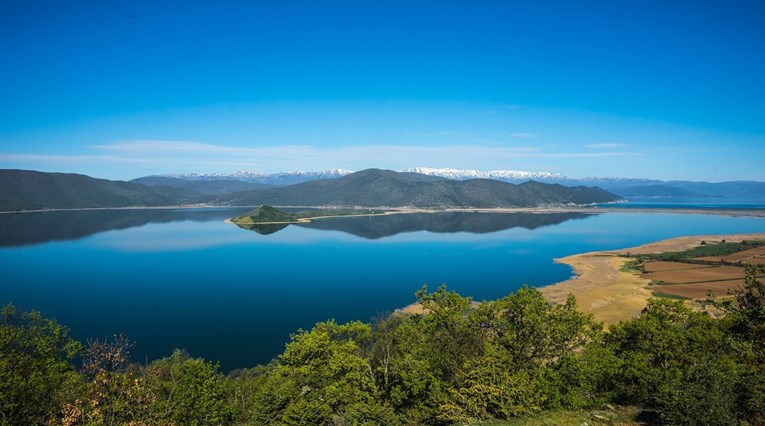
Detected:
left=1, top=1, right=764, bottom=181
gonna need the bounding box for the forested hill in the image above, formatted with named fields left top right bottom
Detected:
left=0, top=169, right=187, bottom=212
left=218, top=168, right=622, bottom=207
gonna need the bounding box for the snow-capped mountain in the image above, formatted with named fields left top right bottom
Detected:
left=401, top=168, right=678, bottom=190
left=403, top=167, right=568, bottom=183
left=161, top=169, right=354, bottom=186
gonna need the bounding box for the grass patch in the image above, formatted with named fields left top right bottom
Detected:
left=651, top=292, right=689, bottom=300
left=620, top=259, right=643, bottom=273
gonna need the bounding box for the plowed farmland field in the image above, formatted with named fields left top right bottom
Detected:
left=652, top=280, right=746, bottom=299
left=645, top=265, right=745, bottom=284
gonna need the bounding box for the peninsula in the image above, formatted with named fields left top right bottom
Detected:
left=541, top=233, right=765, bottom=324
left=230, top=205, right=388, bottom=225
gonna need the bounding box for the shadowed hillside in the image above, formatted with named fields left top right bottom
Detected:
left=0, top=170, right=183, bottom=211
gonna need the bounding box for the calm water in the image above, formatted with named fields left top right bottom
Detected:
left=3, top=208, right=765, bottom=370
left=598, top=197, right=765, bottom=210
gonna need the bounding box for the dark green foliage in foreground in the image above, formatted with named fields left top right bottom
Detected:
left=0, top=305, right=83, bottom=426
left=604, top=299, right=739, bottom=425
left=145, top=349, right=234, bottom=425
left=3, top=265, right=765, bottom=424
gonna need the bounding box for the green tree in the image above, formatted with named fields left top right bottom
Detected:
left=369, top=311, right=448, bottom=423
left=0, top=304, right=83, bottom=425
left=719, top=263, right=765, bottom=349
left=606, top=298, right=738, bottom=424
left=144, top=349, right=234, bottom=426
left=715, top=263, right=765, bottom=424
left=439, top=287, right=603, bottom=422
left=252, top=320, right=395, bottom=425
left=368, top=285, right=483, bottom=423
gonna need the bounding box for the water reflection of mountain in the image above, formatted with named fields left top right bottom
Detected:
left=0, top=208, right=250, bottom=247
left=295, top=212, right=595, bottom=239
left=236, top=223, right=290, bottom=235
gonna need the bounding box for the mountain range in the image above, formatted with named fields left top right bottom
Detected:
left=0, top=168, right=620, bottom=212
left=3, top=166, right=763, bottom=212
left=147, top=167, right=765, bottom=199
left=215, top=169, right=620, bottom=208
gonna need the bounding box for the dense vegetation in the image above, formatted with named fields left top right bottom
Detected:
left=634, top=239, right=765, bottom=263
left=2, top=265, right=764, bottom=425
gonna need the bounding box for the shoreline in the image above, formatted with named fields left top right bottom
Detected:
left=401, top=232, right=765, bottom=322
left=3, top=204, right=765, bottom=218
left=540, top=232, right=765, bottom=324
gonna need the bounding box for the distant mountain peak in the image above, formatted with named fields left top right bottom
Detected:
left=157, top=169, right=355, bottom=185
left=402, top=167, right=568, bottom=181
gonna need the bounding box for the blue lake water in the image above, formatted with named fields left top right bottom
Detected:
left=598, top=197, right=765, bottom=210
left=2, top=208, right=765, bottom=371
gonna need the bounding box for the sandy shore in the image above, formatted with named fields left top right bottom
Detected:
left=540, top=233, right=765, bottom=324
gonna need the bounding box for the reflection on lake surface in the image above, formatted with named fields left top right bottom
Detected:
left=241, top=211, right=593, bottom=239
left=0, top=208, right=253, bottom=247
left=3, top=208, right=765, bottom=370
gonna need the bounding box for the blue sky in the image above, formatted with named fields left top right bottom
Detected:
left=1, top=1, right=764, bottom=181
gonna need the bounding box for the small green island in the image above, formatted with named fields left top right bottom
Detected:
left=230, top=205, right=388, bottom=234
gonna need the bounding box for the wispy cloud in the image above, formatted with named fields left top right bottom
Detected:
left=1, top=140, right=640, bottom=177
left=408, top=130, right=469, bottom=138
left=471, top=110, right=498, bottom=117
left=508, top=133, right=538, bottom=139
left=96, top=140, right=635, bottom=164
left=586, top=143, right=630, bottom=149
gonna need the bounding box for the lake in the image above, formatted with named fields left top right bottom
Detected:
left=3, top=207, right=765, bottom=371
